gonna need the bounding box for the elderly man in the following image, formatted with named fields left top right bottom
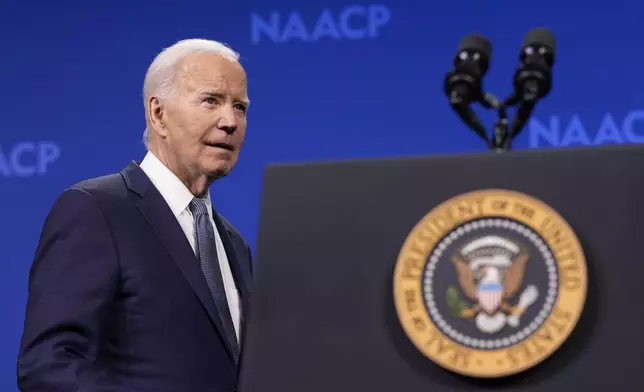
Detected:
left=17, top=39, right=253, bottom=392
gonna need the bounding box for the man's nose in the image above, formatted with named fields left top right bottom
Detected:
left=217, top=106, right=238, bottom=135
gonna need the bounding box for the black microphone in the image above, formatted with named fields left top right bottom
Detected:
left=444, top=34, right=492, bottom=144
left=504, top=27, right=556, bottom=146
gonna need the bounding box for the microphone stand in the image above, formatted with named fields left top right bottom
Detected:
left=491, top=105, right=509, bottom=152
left=485, top=91, right=537, bottom=153
left=480, top=92, right=512, bottom=152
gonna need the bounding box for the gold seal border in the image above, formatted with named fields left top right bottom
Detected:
left=393, top=189, right=588, bottom=378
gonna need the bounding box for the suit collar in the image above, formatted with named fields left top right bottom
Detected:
left=121, top=159, right=245, bottom=241
left=121, top=160, right=149, bottom=198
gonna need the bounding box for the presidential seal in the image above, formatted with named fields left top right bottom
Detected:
left=393, top=189, right=587, bottom=378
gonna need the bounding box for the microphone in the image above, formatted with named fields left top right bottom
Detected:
left=503, top=28, right=557, bottom=147
left=444, top=34, right=493, bottom=144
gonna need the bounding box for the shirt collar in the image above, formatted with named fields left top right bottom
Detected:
left=139, top=151, right=212, bottom=217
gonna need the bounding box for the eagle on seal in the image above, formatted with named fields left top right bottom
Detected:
left=446, top=235, right=539, bottom=334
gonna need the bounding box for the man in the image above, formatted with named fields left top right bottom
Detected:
left=17, top=38, right=253, bottom=392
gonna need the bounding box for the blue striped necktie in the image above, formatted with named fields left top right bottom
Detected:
left=189, top=198, right=240, bottom=363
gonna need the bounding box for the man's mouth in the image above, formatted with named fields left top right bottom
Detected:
left=206, top=142, right=234, bottom=151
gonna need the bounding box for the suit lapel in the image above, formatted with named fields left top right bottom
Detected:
left=121, top=162, right=236, bottom=362
left=212, top=213, right=252, bottom=306
left=211, top=211, right=253, bottom=360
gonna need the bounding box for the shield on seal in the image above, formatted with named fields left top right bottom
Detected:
left=477, top=283, right=503, bottom=313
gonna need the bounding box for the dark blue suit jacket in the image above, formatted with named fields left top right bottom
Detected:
left=17, top=162, right=254, bottom=392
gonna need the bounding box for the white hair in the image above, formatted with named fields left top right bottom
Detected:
left=141, top=38, right=240, bottom=147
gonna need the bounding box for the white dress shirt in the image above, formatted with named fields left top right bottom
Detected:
left=139, top=151, right=241, bottom=341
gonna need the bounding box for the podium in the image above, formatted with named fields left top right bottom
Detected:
left=238, top=144, right=644, bottom=391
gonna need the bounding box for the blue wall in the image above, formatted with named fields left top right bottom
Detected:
left=1, top=0, right=643, bottom=389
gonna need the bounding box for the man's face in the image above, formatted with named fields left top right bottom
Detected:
left=160, top=53, right=249, bottom=181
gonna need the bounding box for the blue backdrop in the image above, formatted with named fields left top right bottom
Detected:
left=2, top=0, right=643, bottom=389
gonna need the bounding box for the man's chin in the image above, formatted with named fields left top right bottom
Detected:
left=204, top=162, right=234, bottom=181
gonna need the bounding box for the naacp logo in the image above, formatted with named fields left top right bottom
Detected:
left=393, top=189, right=587, bottom=378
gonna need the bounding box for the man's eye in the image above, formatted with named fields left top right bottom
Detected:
left=204, top=97, right=216, bottom=105
left=234, top=104, right=247, bottom=113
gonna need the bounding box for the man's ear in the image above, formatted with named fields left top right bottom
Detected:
left=147, top=97, right=168, bottom=138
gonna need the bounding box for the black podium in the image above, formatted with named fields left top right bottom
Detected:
left=238, top=144, right=644, bottom=391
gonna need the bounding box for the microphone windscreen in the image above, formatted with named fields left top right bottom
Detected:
left=522, top=27, right=556, bottom=54
left=457, top=34, right=492, bottom=60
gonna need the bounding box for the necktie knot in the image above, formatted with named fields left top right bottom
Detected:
left=189, top=198, right=208, bottom=217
